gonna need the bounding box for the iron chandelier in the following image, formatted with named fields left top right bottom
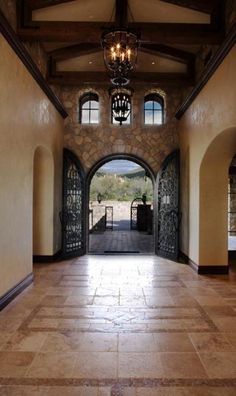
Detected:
left=101, top=29, right=138, bottom=86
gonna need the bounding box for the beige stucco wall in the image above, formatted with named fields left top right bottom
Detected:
left=0, top=35, right=64, bottom=296
left=61, top=86, right=181, bottom=176
left=179, top=45, right=236, bottom=266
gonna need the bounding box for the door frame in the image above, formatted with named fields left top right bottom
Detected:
left=61, top=150, right=180, bottom=259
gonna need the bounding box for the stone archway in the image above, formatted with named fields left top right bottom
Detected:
left=86, top=153, right=155, bottom=254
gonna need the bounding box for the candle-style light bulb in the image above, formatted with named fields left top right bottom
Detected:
left=127, top=48, right=131, bottom=61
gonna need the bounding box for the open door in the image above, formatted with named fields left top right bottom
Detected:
left=156, top=150, right=180, bottom=261
left=61, top=149, right=86, bottom=258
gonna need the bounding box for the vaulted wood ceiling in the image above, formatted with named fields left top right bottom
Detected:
left=18, top=0, right=226, bottom=85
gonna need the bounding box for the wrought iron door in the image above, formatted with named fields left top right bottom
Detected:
left=61, top=149, right=85, bottom=258
left=156, top=150, right=180, bottom=260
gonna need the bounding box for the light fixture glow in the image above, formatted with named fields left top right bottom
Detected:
left=102, top=29, right=139, bottom=86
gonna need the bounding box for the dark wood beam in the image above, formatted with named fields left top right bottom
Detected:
left=115, top=0, right=128, bottom=27
left=140, top=44, right=194, bottom=64
left=27, top=0, right=74, bottom=10
left=210, top=0, right=225, bottom=30
left=17, top=21, right=224, bottom=44
left=48, top=43, right=102, bottom=60
left=47, top=71, right=193, bottom=85
left=160, top=0, right=215, bottom=14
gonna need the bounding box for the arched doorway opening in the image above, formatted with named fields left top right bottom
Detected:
left=61, top=150, right=180, bottom=260
left=87, top=155, right=155, bottom=254
left=33, top=146, right=54, bottom=258
left=228, top=155, right=236, bottom=265
left=199, top=127, right=236, bottom=269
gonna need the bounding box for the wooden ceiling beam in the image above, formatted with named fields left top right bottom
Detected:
left=115, top=0, right=128, bottom=27
left=47, top=71, right=193, bottom=85
left=27, top=0, right=74, bottom=10
left=48, top=43, right=102, bottom=60
left=17, top=21, right=224, bottom=44
left=159, top=0, right=215, bottom=14
left=140, top=44, right=194, bottom=64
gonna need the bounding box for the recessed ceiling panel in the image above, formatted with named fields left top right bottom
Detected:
left=128, top=0, right=210, bottom=24
left=57, top=51, right=106, bottom=72
left=57, top=49, right=187, bottom=73
left=137, top=51, right=187, bottom=73
left=169, top=44, right=201, bottom=54
left=33, top=0, right=115, bottom=22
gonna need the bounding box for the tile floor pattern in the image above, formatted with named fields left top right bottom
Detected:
left=89, top=231, right=154, bottom=253
left=0, top=255, right=236, bottom=395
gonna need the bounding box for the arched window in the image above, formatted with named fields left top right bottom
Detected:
left=144, top=93, right=164, bottom=125
left=79, top=93, right=99, bottom=124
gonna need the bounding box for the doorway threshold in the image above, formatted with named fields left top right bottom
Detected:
left=104, top=250, right=140, bottom=254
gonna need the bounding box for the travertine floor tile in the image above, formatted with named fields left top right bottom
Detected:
left=211, top=317, right=236, bottom=331
left=0, top=385, right=49, bottom=395
left=199, top=352, right=236, bottom=378
left=223, top=332, right=236, bottom=348
left=118, top=333, right=155, bottom=352
left=0, top=351, right=35, bottom=377
left=118, top=352, right=163, bottom=377
left=189, top=333, right=233, bottom=352
left=46, top=386, right=98, bottom=395
left=41, top=332, right=117, bottom=352
left=2, top=331, right=48, bottom=352
left=26, top=352, right=77, bottom=378
left=160, top=352, right=207, bottom=378
left=73, top=352, right=117, bottom=378
left=154, top=333, right=195, bottom=352
left=135, top=387, right=236, bottom=396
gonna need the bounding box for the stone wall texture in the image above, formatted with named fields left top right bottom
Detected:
left=61, top=85, right=182, bottom=176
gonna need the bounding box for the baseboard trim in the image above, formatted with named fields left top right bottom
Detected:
left=33, top=249, right=62, bottom=263
left=0, top=273, right=33, bottom=311
left=180, top=251, right=229, bottom=274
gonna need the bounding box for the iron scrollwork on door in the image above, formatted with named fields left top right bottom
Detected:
left=156, top=150, right=180, bottom=260
left=61, top=149, right=85, bottom=258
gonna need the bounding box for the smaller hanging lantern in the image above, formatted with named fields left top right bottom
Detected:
left=109, top=87, right=133, bottom=125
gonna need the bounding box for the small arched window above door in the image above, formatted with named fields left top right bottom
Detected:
left=79, top=92, right=99, bottom=124
left=144, top=93, right=164, bottom=125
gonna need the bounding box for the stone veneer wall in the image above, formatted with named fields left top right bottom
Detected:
left=60, top=85, right=182, bottom=175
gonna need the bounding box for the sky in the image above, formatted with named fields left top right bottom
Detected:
left=99, top=160, right=141, bottom=174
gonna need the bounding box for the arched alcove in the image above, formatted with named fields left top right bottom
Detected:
left=33, top=146, right=54, bottom=256
left=199, top=127, right=236, bottom=267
